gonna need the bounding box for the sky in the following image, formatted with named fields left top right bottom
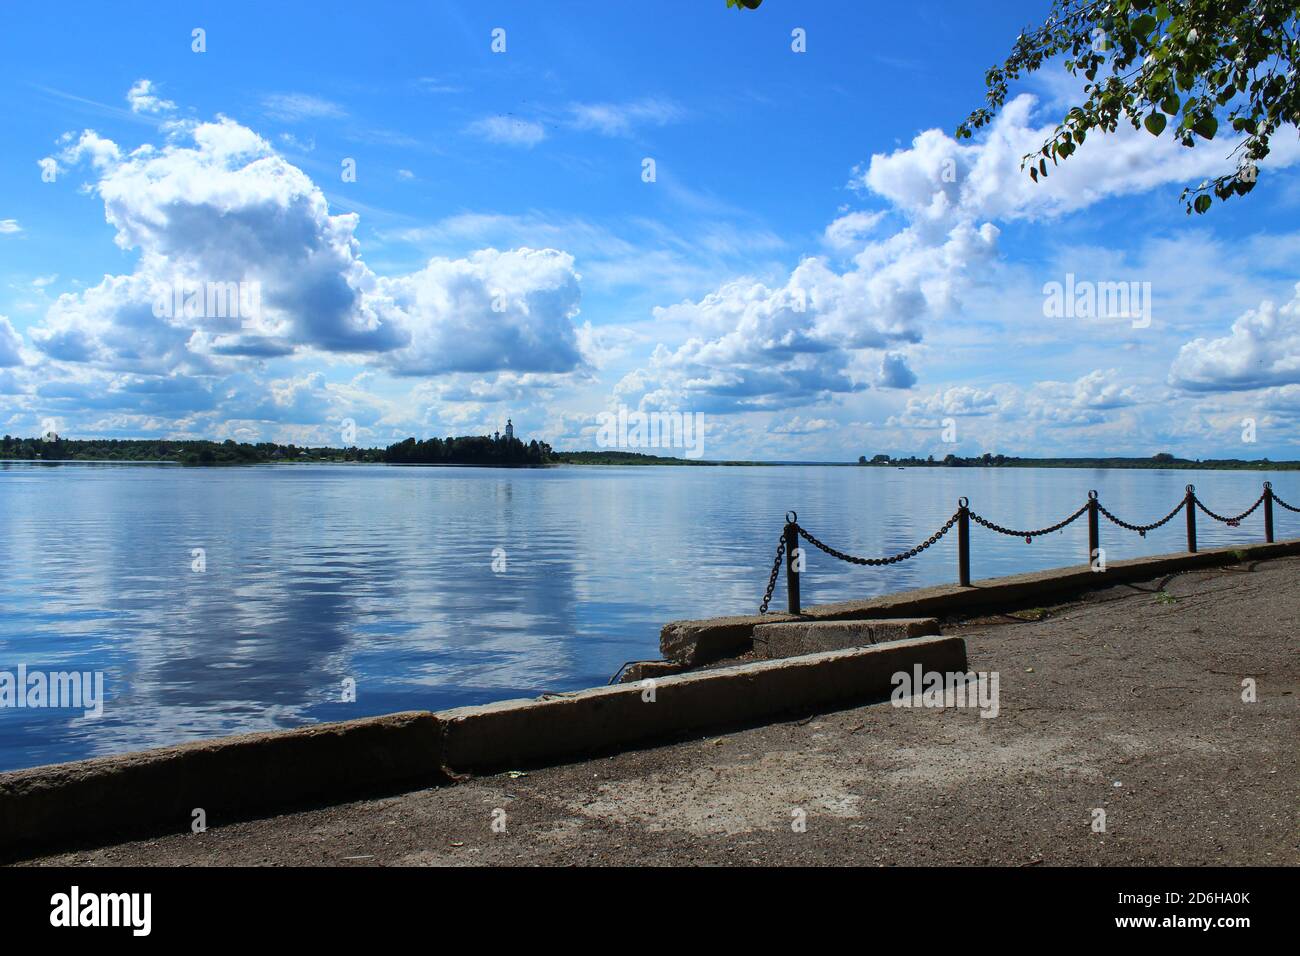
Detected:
left=1, top=0, right=1299, bottom=461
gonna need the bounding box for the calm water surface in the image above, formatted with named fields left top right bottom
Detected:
left=1, top=462, right=1294, bottom=771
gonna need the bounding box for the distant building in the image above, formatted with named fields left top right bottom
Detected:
left=504, top=419, right=514, bottom=441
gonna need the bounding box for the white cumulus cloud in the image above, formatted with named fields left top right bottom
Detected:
left=28, top=102, right=589, bottom=401
left=126, top=79, right=176, bottom=115
left=377, top=248, right=584, bottom=375
left=1169, top=284, right=1300, bottom=391
left=0, top=316, right=24, bottom=366
left=858, top=94, right=1300, bottom=224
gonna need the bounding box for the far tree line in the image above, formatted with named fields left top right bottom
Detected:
left=858, top=452, right=1297, bottom=470
left=0, top=433, right=552, bottom=467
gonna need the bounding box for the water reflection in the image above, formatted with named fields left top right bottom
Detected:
left=0, top=461, right=1293, bottom=770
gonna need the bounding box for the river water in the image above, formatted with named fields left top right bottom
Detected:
left=0, top=461, right=1292, bottom=771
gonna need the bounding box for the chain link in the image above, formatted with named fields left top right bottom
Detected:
left=757, top=532, right=787, bottom=614
left=796, top=512, right=960, bottom=567
left=1096, top=498, right=1185, bottom=536
left=761, top=485, right=1286, bottom=609
left=1194, top=491, right=1266, bottom=526
left=967, top=502, right=1088, bottom=541
left=1269, top=490, right=1300, bottom=513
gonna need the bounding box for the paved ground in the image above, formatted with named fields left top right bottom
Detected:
left=17, top=557, right=1300, bottom=867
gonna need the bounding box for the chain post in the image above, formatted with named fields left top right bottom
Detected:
left=957, top=497, right=971, bottom=587
left=783, top=511, right=801, bottom=615
left=1263, top=481, right=1274, bottom=543
left=1087, top=490, right=1100, bottom=568
left=764, top=485, right=1278, bottom=612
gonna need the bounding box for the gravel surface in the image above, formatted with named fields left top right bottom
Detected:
left=16, top=557, right=1300, bottom=867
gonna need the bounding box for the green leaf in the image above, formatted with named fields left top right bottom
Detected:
left=962, top=0, right=1288, bottom=216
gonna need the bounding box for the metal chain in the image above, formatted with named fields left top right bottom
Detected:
left=1096, top=497, right=1185, bottom=536
left=1269, top=490, right=1300, bottom=513
left=757, top=532, right=786, bottom=614
left=796, top=512, right=960, bottom=567
left=967, top=502, right=1088, bottom=541
left=1194, top=491, right=1266, bottom=526
left=762, top=485, right=1285, bottom=610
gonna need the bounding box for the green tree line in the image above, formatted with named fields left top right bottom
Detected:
left=1, top=434, right=552, bottom=466
left=858, top=451, right=1299, bottom=470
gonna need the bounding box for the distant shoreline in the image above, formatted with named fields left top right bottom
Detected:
left=549, top=451, right=1300, bottom=471
left=4, top=435, right=1299, bottom=472
left=4, top=455, right=1299, bottom=473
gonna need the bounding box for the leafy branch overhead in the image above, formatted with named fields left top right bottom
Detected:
left=957, top=0, right=1300, bottom=214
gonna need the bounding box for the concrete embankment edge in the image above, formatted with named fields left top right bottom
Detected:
left=0, top=711, right=444, bottom=856
left=1, top=637, right=966, bottom=855
left=437, top=635, right=966, bottom=772
left=661, top=537, right=1300, bottom=665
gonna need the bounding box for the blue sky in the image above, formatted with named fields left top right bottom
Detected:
left=2, top=0, right=1299, bottom=460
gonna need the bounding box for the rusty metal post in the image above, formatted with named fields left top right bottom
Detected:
left=957, top=497, right=971, bottom=587
left=1087, top=490, right=1100, bottom=568
left=1184, top=484, right=1197, bottom=553
left=783, top=512, right=801, bottom=615
left=1264, top=481, right=1275, bottom=544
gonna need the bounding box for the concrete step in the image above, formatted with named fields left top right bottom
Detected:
left=751, top=618, right=939, bottom=660
left=437, top=635, right=966, bottom=772
left=660, top=538, right=1300, bottom=665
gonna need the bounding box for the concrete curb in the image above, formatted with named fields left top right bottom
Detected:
left=751, top=618, right=938, bottom=659
left=437, top=635, right=967, bottom=773
left=1, top=637, right=967, bottom=854
left=0, top=711, right=443, bottom=855
left=661, top=537, right=1300, bottom=665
